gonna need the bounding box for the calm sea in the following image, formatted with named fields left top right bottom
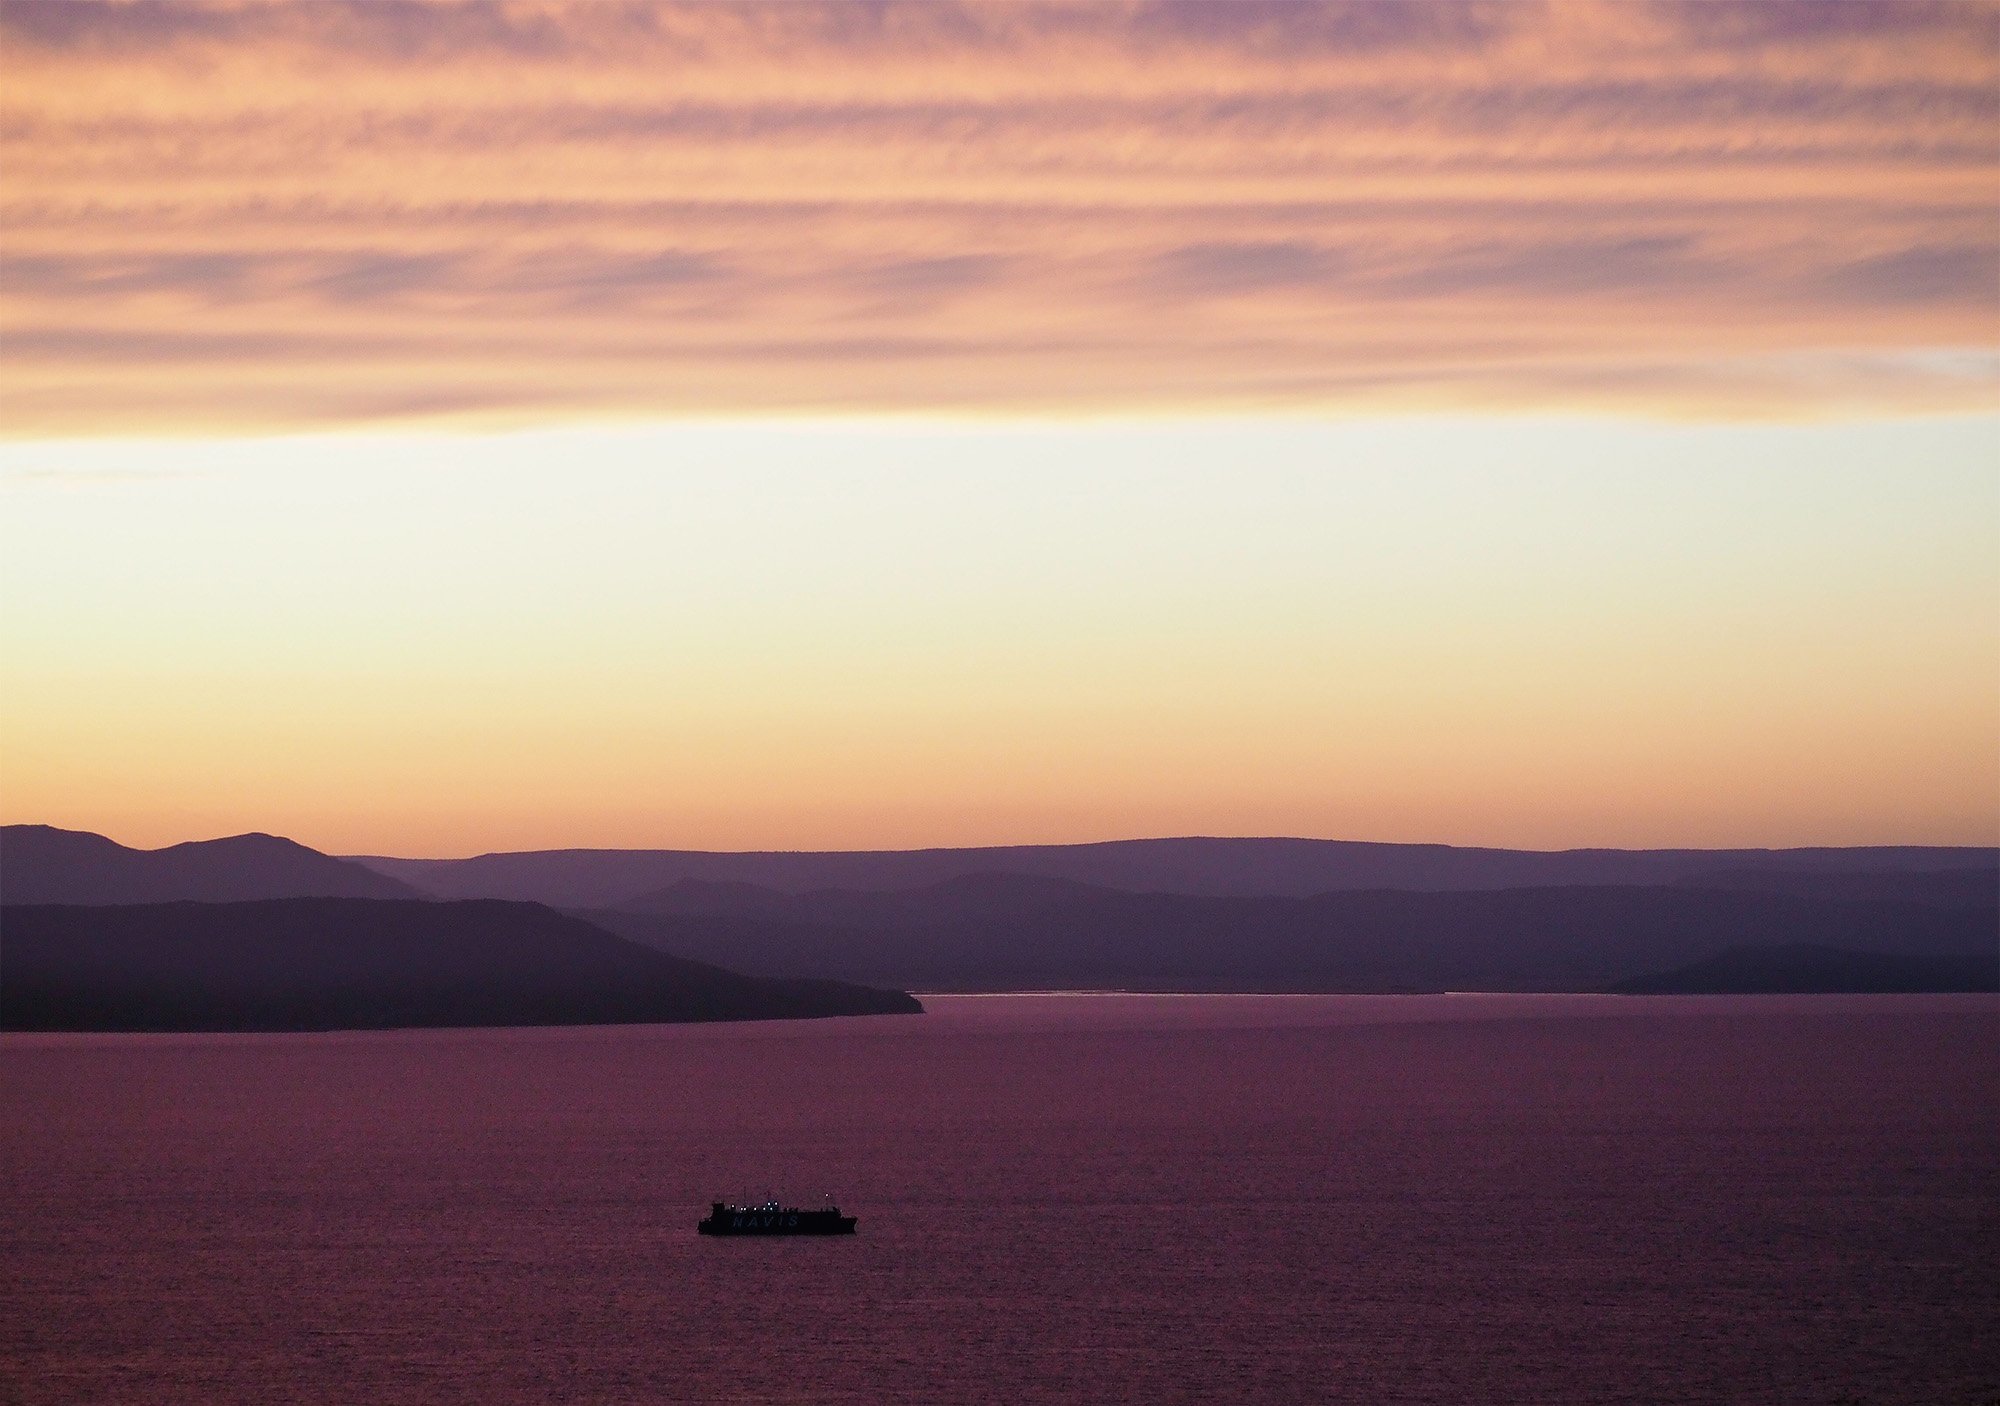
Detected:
left=3, top=994, right=1996, bottom=1405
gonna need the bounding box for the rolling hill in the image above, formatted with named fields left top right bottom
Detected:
left=1, top=825, right=423, bottom=905
left=0, top=898, right=921, bottom=1031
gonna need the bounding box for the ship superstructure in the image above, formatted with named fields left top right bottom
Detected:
left=697, top=1199, right=857, bottom=1236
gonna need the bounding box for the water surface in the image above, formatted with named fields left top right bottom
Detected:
left=4, top=994, right=1996, bottom=1404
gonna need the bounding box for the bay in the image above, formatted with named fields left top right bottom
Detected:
left=3, top=994, right=1996, bottom=1404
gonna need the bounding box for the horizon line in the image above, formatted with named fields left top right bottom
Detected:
left=8, top=821, right=1995, bottom=864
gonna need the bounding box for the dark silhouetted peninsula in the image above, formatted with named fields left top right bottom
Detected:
left=1, top=825, right=423, bottom=905
left=1612, top=944, right=1999, bottom=994
left=0, top=898, right=921, bottom=1031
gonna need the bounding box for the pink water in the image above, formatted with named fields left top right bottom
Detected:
left=4, top=994, right=1996, bottom=1404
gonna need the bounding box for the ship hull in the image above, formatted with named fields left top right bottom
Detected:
left=698, top=1210, right=856, bottom=1236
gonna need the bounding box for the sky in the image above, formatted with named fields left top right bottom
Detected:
left=0, top=1, right=1995, bottom=857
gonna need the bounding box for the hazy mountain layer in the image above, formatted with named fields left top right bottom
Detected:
left=350, top=836, right=1999, bottom=909
left=0, top=899, right=921, bottom=1031
left=584, top=873, right=1998, bottom=993
left=1673, top=866, right=1998, bottom=910
left=2, top=825, right=422, bottom=905
left=10, top=826, right=1993, bottom=1001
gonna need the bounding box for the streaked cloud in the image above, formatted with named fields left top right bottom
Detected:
left=1, top=0, right=1995, bottom=432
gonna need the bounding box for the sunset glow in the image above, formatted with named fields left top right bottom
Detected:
left=0, top=2, right=1995, bottom=857
left=4, top=417, right=1994, bottom=854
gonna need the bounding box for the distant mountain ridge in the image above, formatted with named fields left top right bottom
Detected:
left=1, top=825, right=422, bottom=905
left=584, top=872, right=1999, bottom=994
left=350, top=836, right=2000, bottom=909
left=0, top=898, right=921, bottom=1031
left=8, top=825, right=1993, bottom=1001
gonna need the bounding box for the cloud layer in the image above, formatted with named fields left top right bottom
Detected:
left=2, top=0, right=1995, bottom=431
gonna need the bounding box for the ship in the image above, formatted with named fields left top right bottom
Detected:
left=697, top=1198, right=857, bottom=1236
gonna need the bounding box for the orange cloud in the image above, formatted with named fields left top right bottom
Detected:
left=1, top=0, right=1995, bottom=433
